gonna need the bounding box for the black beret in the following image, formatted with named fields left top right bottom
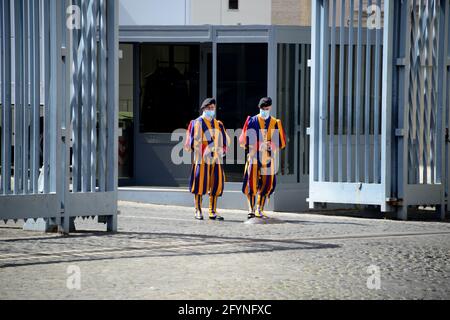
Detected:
left=259, top=97, right=272, bottom=108
left=200, top=98, right=216, bottom=111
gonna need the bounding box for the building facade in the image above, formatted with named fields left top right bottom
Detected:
left=118, top=0, right=312, bottom=26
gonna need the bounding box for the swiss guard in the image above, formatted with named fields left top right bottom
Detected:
left=185, top=98, right=230, bottom=221
left=239, top=97, right=286, bottom=219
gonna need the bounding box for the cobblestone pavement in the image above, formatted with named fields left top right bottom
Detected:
left=0, top=201, right=449, bottom=300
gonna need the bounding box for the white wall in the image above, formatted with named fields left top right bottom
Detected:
left=119, top=0, right=190, bottom=25
left=190, top=0, right=272, bottom=25
left=119, top=0, right=272, bottom=26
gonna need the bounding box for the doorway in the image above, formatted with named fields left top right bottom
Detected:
left=134, top=43, right=211, bottom=186
left=217, top=43, right=268, bottom=182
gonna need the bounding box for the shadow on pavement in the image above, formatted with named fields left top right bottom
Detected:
left=0, top=230, right=341, bottom=268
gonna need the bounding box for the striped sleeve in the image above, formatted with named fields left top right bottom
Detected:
left=184, top=120, right=194, bottom=151
left=218, top=121, right=230, bottom=153
left=276, top=119, right=287, bottom=150
left=239, top=116, right=251, bottom=148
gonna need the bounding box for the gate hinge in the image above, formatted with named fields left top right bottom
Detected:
left=306, top=127, right=311, bottom=135
left=446, top=128, right=450, bottom=143
left=61, top=46, right=67, bottom=58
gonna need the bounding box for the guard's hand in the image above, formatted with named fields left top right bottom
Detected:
left=217, top=148, right=225, bottom=158
left=259, top=142, right=270, bottom=152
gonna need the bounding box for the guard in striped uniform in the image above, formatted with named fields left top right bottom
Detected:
left=185, top=98, right=230, bottom=221
left=239, top=97, right=286, bottom=219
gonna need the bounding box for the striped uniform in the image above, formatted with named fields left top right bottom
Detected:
left=185, top=116, right=229, bottom=216
left=239, top=115, right=286, bottom=215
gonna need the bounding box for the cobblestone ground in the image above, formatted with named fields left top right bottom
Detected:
left=0, top=201, right=449, bottom=300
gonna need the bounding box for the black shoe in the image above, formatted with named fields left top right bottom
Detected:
left=209, top=215, right=224, bottom=221
left=247, top=213, right=255, bottom=219
left=195, top=211, right=204, bottom=220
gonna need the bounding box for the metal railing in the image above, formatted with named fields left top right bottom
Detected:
left=0, top=0, right=118, bottom=233
left=309, top=0, right=449, bottom=219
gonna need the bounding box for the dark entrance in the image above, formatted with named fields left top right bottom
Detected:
left=125, top=41, right=268, bottom=187
left=217, top=43, right=268, bottom=182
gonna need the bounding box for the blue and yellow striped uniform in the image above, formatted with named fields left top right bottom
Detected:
left=239, top=115, right=286, bottom=215
left=185, top=116, right=229, bottom=216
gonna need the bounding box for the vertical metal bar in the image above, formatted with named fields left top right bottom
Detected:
left=1, top=0, right=12, bottom=195
left=423, top=0, right=432, bottom=185
left=81, top=0, right=89, bottom=192
left=284, top=44, right=289, bottom=174
left=0, top=0, right=3, bottom=195
left=399, top=0, right=412, bottom=217
left=381, top=0, right=395, bottom=212
left=373, top=0, right=382, bottom=184
left=98, top=0, right=107, bottom=192
left=418, top=0, right=426, bottom=184
left=437, top=0, right=448, bottom=184
left=429, top=0, right=438, bottom=185
left=106, top=0, right=119, bottom=231
left=299, top=44, right=306, bottom=179
left=14, top=0, right=24, bottom=194
left=318, top=0, right=330, bottom=182
left=30, top=0, right=40, bottom=194
left=412, top=0, right=421, bottom=185
left=355, top=0, right=363, bottom=183
left=306, top=44, right=311, bottom=177
left=90, top=0, right=98, bottom=191
left=49, top=0, right=58, bottom=196
left=337, top=0, right=345, bottom=182
left=71, top=0, right=80, bottom=193
left=22, top=0, right=29, bottom=194
left=346, top=0, right=354, bottom=183
left=61, top=0, right=71, bottom=233
left=43, top=0, right=51, bottom=194
left=310, top=0, right=321, bottom=206
left=364, top=0, right=372, bottom=184
left=329, top=0, right=337, bottom=182
left=294, top=44, right=300, bottom=182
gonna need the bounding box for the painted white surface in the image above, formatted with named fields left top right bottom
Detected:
left=190, top=0, right=272, bottom=25
left=118, top=0, right=271, bottom=26
left=119, top=0, right=190, bottom=25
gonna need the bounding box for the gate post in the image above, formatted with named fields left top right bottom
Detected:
left=106, top=0, right=119, bottom=232
left=439, top=0, right=450, bottom=220
left=381, top=0, right=396, bottom=215
left=308, top=0, right=321, bottom=209
left=392, top=0, right=411, bottom=220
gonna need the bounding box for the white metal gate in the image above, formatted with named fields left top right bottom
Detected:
left=309, top=0, right=449, bottom=219
left=0, top=0, right=119, bottom=233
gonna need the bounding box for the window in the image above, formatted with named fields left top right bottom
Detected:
left=229, top=0, right=238, bottom=10
left=139, top=44, right=200, bottom=133
left=119, top=43, right=134, bottom=179
left=217, top=43, right=267, bottom=182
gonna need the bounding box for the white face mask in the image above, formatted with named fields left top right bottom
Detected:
left=260, top=109, right=270, bottom=120
left=203, top=110, right=215, bottom=119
